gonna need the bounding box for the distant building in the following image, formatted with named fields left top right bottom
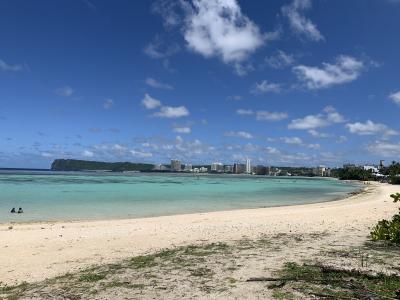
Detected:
left=234, top=163, right=246, bottom=174
left=184, top=164, right=193, bottom=172
left=313, top=165, right=331, bottom=177
left=224, top=165, right=233, bottom=173
left=255, top=165, right=268, bottom=175
left=199, top=167, right=208, bottom=173
left=170, top=159, right=182, bottom=172
left=211, top=162, right=224, bottom=173
left=153, top=164, right=169, bottom=171
left=245, top=159, right=251, bottom=174
left=363, top=165, right=379, bottom=174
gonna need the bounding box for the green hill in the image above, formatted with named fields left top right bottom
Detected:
left=51, top=159, right=154, bottom=172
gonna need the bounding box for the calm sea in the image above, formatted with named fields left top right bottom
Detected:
left=0, top=171, right=361, bottom=223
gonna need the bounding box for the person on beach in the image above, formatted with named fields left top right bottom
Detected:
left=10, top=207, right=16, bottom=213
left=17, top=207, right=23, bottom=214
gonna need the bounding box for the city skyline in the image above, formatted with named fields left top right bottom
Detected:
left=1, top=0, right=400, bottom=168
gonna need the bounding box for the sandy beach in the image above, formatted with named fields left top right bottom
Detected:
left=0, top=182, right=398, bottom=287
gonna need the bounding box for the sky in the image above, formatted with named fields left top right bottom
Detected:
left=0, top=0, right=400, bottom=168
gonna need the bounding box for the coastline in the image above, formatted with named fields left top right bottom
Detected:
left=0, top=182, right=398, bottom=285
left=1, top=177, right=363, bottom=226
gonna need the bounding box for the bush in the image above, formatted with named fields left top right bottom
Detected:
left=390, top=176, right=400, bottom=185
left=371, top=193, right=400, bottom=244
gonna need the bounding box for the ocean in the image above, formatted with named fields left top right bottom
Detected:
left=0, top=171, right=361, bottom=222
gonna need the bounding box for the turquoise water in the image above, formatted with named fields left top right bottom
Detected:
left=0, top=171, right=361, bottom=223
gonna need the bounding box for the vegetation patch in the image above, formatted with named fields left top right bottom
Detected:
left=371, top=193, right=400, bottom=245
left=269, top=262, right=400, bottom=299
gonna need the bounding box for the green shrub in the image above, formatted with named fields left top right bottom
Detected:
left=371, top=193, right=400, bottom=244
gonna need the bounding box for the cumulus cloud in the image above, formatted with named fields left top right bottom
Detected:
left=346, top=120, right=398, bottom=136
left=103, top=99, right=114, bottom=109
left=141, top=93, right=162, bottom=109
left=367, top=141, right=400, bottom=157
left=154, top=106, right=189, bottom=118
left=0, top=59, right=25, bottom=72
left=172, top=125, right=191, bottom=133
left=308, top=129, right=330, bottom=138
left=265, top=50, right=295, bottom=69
left=256, top=111, right=288, bottom=121
left=145, top=77, right=174, bottom=90
left=389, top=91, right=400, bottom=105
left=288, top=106, right=345, bottom=130
left=236, top=109, right=254, bottom=115
left=183, top=0, right=265, bottom=64
left=282, top=0, right=324, bottom=41
left=289, top=115, right=329, bottom=130
left=82, top=150, right=94, bottom=158
left=141, top=93, right=189, bottom=118
left=251, top=80, right=282, bottom=94
left=293, top=55, right=364, bottom=89
left=224, top=131, right=253, bottom=139
left=281, top=136, right=303, bottom=145
left=143, top=36, right=180, bottom=59
left=130, top=149, right=153, bottom=158
left=55, top=86, right=74, bottom=97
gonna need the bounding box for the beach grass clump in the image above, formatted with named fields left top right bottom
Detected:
left=272, top=262, right=400, bottom=299
left=78, top=272, right=106, bottom=282
left=371, top=193, right=400, bottom=245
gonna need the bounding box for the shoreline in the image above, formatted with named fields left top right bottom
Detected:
left=0, top=182, right=398, bottom=285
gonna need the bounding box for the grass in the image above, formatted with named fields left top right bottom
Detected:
left=272, top=262, right=400, bottom=299
left=78, top=273, right=106, bottom=282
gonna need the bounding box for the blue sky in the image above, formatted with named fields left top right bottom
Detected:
left=1, top=0, right=400, bottom=168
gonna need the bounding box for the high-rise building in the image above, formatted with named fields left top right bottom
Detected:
left=245, top=158, right=251, bottom=174
left=224, top=165, right=233, bottom=173
left=234, top=163, right=246, bottom=174
left=211, top=162, right=224, bottom=172
left=170, top=159, right=181, bottom=172
left=183, top=164, right=193, bottom=172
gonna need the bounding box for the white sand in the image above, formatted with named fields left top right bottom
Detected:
left=0, top=182, right=398, bottom=285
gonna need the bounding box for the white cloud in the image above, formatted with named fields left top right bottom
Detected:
left=41, top=152, right=53, bottom=158
left=256, top=111, right=288, bottom=121
left=172, top=126, right=191, bottom=133
left=389, top=91, right=400, bottom=105
left=143, top=36, right=180, bottom=59
left=182, top=0, right=265, bottom=64
left=282, top=137, right=303, bottom=145
left=130, top=150, right=153, bottom=158
left=282, top=0, right=324, bottom=42
left=55, top=86, right=74, bottom=97
left=103, top=99, right=114, bottom=109
left=236, top=109, right=254, bottom=115
left=265, top=50, right=294, bottom=69
left=0, top=59, right=24, bottom=72
left=251, top=80, right=282, bottom=94
left=346, top=120, right=398, bottom=136
left=324, top=106, right=346, bottom=123
left=154, top=106, right=190, bottom=118
left=145, top=77, right=174, bottom=90
left=82, top=150, right=94, bottom=158
left=367, top=141, right=400, bottom=157
left=225, top=131, right=253, bottom=139
left=293, top=55, right=364, bottom=89
left=288, top=115, right=329, bottom=130
left=289, top=106, right=345, bottom=130
left=265, top=147, right=280, bottom=155
left=141, top=93, right=162, bottom=109
left=308, top=129, right=330, bottom=138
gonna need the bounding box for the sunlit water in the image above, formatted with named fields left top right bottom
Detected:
left=0, top=171, right=361, bottom=222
